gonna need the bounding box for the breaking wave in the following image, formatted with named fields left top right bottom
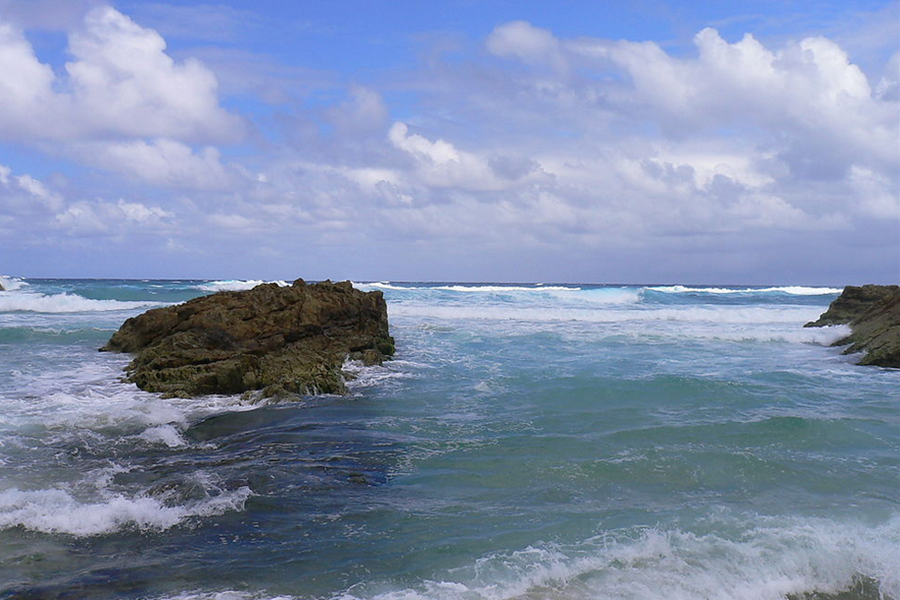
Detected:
left=433, top=284, right=581, bottom=292
left=648, top=285, right=843, bottom=295
left=0, top=275, right=27, bottom=291
left=333, top=515, right=898, bottom=600
left=196, top=280, right=289, bottom=292
left=0, top=485, right=252, bottom=536
left=353, top=281, right=411, bottom=291
left=390, top=305, right=826, bottom=325
left=0, top=290, right=161, bottom=313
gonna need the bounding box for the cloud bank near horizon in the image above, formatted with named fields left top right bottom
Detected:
left=0, top=2, right=897, bottom=283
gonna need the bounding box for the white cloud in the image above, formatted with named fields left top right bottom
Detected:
left=73, top=139, right=236, bottom=190
left=0, top=6, right=243, bottom=143
left=54, top=198, right=172, bottom=235
left=388, top=122, right=545, bottom=191
left=0, top=22, right=60, bottom=138
left=486, top=20, right=567, bottom=73
left=0, top=164, right=64, bottom=217
left=326, top=86, right=389, bottom=135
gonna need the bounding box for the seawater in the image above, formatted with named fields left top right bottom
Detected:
left=0, top=276, right=897, bottom=600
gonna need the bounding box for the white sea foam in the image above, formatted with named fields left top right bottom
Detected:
left=197, top=279, right=289, bottom=292
left=552, top=287, right=641, bottom=304
left=139, top=423, right=188, bottom=447
left=334, top=515, right=899, bottom=600
left=343, top=359, right=415, bottom=394
left=0, top=485, right=251, bottom=536
left=0, top=275, right=27, bottom=291
left=2, top=350, right=261, bottom=437
left=354, top=281, right=411, bottom=291
left=390, top=304, right=824, bottom=325
left=648, top=285, right=843, bottom=295
left=0, top=290, right=159, bottom=313
left=434, top=284, right=581, bottom=292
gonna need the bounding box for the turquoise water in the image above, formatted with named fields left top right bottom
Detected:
left=0, top=277, right=897, bottom=599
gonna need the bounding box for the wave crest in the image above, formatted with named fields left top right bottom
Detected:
left=648, top=285, right=843, bottom=295
left=0, top=291, right=161, bottom=313
left=196, top=280, right=288, bottom=292
left=0, top=486, right=251, bottom=536
left=335, top=516, right=898, bottom=600
left=0, top=275, right=27, bottom=291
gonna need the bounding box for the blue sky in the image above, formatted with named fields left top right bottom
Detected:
left=0, top=0, right=897, bottom=283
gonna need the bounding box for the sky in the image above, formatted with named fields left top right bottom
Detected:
left=0, top=0, right=897, bottom=284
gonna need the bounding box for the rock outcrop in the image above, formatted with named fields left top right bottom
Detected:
left=804, top=284, right=899, bottom=327
left=806, top=284, right=900, bottom=368
left=101, top=279, right=395, bottom=398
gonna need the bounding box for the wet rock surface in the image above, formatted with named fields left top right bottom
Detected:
left=807, top=284, right=900, bottom=368
left=101, top=279, right=395, bottom=398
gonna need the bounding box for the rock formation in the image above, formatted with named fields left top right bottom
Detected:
left=804, top=284, right=899, bottom=327
left=806, top=284, right=900, bottom=368
left=101, top=279, right=395, bottom=399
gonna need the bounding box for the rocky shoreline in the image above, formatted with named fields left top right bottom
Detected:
left=101, top=279, right=394, bottom=399
left=805, top=284, right=900, bottom=368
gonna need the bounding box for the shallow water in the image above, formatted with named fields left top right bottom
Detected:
left=0, top=277, right=896, bottom=599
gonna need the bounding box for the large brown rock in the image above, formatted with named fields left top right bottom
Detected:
left=101, top=279, right=395, bottom=399
left=806, top=285, right=900, bottom=368
left=804, top=284, right=899, bottom=327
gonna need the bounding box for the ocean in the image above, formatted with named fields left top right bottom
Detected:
left=0, top=277, right=896, bottom=600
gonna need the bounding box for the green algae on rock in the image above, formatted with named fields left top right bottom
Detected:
left=101, top=279, right=394, bottom=399
left=806, top=284, right=900, bottom=368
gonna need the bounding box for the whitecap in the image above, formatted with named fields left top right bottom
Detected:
left=0, top=486, right=252, bottom=536
left=0, top=275, right=27, bottom=291
left=196, top=280, right=288, bottom=292
left=334, top=514, right=899, bottom=600
left=433, top=284, right=581, bottom=292
left=139, top=424, right=188, bottom=448
left=0, top=290, right=160, bottom=313
left=352, top=281, right=412, bottom=291
left=648, top=285, right=842, bottom=295
left=390, top=305, right=824, bottom=325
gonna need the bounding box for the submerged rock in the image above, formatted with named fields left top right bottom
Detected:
left=806, top=284, right=900, bottom=368
left=101, top=279, right=395, bottom=399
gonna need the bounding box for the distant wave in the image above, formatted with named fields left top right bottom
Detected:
left=0, top=291, right=160, bottom=313
left=648, top=285, right=843, bottom=295
left=390, top=305, right=825, bottom=324
left=0, top=275, right=27, bottom=291
left=195, top=279, right=288, bottom=292
left=434, top=284, right=581, bottom=292
left=353, top=281, right=411, bottom=291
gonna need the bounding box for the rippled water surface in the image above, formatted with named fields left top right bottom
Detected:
left=0, top=277, right=896, bottom=600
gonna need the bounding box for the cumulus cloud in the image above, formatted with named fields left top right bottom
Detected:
left=0, top=6, right=242, bottom=143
